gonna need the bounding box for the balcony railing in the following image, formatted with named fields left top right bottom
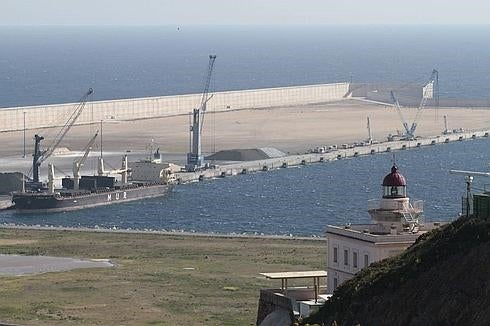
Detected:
left=368, top=199, right=423, bottom=212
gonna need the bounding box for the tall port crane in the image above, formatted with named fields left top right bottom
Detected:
left=390, top=69, right=438, bottom=140
left=186, top=55, right=217, bottom=172
left=31, top=88, right=93, bottom=185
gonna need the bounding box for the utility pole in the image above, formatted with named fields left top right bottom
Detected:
left=100, top=119, right=103, bottom=157
left=465, top=176, right=473, bottom=218
left=367, top=116, right=372, bottom=144
left=23, top=111, right=26, bottom=158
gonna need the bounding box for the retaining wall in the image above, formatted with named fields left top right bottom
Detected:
left=0, top=83, right=350, bottom=132
left=256, top=289, right=294, bottom=326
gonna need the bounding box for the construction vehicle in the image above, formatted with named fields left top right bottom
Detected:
left=186, top=55, right=217, bottom=172
left=30, top=88, right=93, bottom=189
left=388, top=70, right=438, bottom=141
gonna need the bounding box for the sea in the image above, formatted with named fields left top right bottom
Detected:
left=0, top=25, right=489, bottom=235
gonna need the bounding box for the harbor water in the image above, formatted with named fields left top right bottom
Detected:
left=1, top=139, right=488, bottom=236
left=0, top=25, right=489, bottom=235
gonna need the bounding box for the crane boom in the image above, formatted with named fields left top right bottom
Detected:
left=199, top=55, right=217, bottom=133
left=390, top=69, right=438, bottom=140
left=390, top=90, right=411, bottom=136
left=32, top=88, right=93, bottom=183
left=409, top=69, right=438, bottom=136
left=186, top=55, right=217, bottom=171
left=73, top=131, right=99, bottom=191
left=41, top=88, right=94, bottom=163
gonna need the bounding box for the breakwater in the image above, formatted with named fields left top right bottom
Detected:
left=0, top=83, right=349, bottom=132
left=175, top=130, right=490, bottom=183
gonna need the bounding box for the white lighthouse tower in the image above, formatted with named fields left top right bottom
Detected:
left=325, top=164, right=440, bottom=294
left=368, top=164, right=423, bottom=230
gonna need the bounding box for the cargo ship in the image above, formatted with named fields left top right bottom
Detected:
left=10, top=89, right=179, bottom=213
left=12, top=180, right=171, bottom=213
left=12, top=144, right=179, bottom=213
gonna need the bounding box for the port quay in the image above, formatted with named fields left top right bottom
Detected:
left=1, top=81, right=489, bottom=184
left=175, top=129, right=490, bottom=183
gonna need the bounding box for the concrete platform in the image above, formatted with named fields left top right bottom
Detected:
left=176, top=130, right=490, bottom=183
left=0, top=254, right=113, bottom=277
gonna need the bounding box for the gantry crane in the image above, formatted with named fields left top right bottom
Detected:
left=390, top=69, right=438, bottom=140
left=31, top=88, right=93, bottom=185
left=186, top=55, right=217, bottom=172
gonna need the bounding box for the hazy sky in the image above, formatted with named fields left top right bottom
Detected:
left=1, top=0, right=489, bottom=26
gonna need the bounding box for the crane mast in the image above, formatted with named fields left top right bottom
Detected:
left=31, top=88, right=93, bottom=184
left=186, top=55, right=217, bottom=172
left=390, top=69, right=438, bottom=140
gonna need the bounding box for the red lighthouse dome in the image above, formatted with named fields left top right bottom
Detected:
left=382, top=165, right=406, bottom=187
left=382, top=165, right=407, bottom=198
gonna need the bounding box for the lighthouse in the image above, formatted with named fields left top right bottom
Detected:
left=325, top=163, right=442, bottom=294
left=368, top=164, right=423, bottom=229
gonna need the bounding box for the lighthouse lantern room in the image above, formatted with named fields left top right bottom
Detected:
left=368, top=164, right=423, bottom=229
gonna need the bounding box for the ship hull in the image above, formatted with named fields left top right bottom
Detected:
left=12, top=184, right=171, bottom=213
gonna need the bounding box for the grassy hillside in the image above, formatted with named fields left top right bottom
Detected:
left=306, top=216, right=490, bottom=326
left=0, top=228, right=325, bottom=325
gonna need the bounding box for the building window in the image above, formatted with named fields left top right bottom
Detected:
left=353, top=251, right=358, bottom=268
left=333, top=277, right=338, bottom=289
left=344, top=249, right=349, bottom=266
left=364, top=254, right=369, bottom=268
left=333, top=247, right=338, bottom=263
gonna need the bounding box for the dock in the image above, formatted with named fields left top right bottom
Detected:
left=175, top=130, right=490, bottom=183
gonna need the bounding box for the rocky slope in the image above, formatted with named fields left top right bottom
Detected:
left=306, top=216, right=490, bottom=326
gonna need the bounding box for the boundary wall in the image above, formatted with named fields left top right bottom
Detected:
left=0, top=83, right=349, bottom=132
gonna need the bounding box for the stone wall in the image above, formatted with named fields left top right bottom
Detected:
left=256, top=289, right=294, bottom=325
left=0, top=83, right=350, bottom=132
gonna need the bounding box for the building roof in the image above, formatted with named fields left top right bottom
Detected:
left=383, top=165, right=407, bottom=187
left=260, top=271, right=328, bottom=280
left=325, top=222, right=446, bottom=244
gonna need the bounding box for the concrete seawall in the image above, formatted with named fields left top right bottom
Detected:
left=175, top=130, right=490, bottom=183
left=0, top=83, right=349, bottom=132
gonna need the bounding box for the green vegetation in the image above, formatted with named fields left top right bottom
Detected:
left=0, top=229, right=325, bottom=325
left=306, top=216, right=490, bottom=325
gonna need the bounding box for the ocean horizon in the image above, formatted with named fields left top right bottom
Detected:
left=2, top=25, right=490, bottom=107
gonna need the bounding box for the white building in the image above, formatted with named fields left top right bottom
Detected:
left=326, top=164, right=443, bottom=293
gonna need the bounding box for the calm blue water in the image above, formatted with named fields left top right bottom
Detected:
left=1, top=26, right=489, bottom=235
left=2, top=25, right=490, bottom=108
left=1, top=139, right=489, bottom=236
